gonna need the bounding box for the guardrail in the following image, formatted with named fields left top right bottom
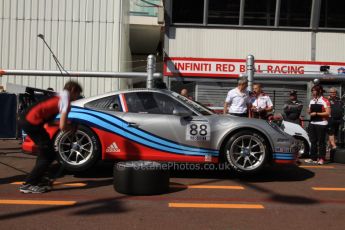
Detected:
left=0, top=55, right=162, bottom=89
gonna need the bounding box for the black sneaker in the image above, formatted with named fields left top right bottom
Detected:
left=39, top=176, right=54, bottom=187
left=19, top=183, right=31, bottom=192
left=20, top=184, right=50, bottom=194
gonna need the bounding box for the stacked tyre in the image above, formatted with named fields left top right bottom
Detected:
left=334, top=148, right=345, bottom=163
left=113, top=161, right=170, bottom=195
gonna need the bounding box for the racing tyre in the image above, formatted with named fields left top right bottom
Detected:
left=54, top=125, right=101, bottom=172
left=334, top=148, right=345, bottom=164
left=113, top=161, right=170, bottom=195
left=225, top=131, right=269, bottom=174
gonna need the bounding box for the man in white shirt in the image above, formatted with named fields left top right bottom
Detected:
left=251, top=83, right=273, bottom=119
left=223, top=77, right=251, bottom=117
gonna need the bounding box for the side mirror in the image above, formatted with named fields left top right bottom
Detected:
left=173, top=107, right=192, bottom=117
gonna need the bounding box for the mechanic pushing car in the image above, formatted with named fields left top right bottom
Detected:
left=19, top=81, right=82, bottom=193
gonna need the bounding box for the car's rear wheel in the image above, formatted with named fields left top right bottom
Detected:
left=225, top=131, right=268, bottom=174
left=54, top=125, right=101, bottom=172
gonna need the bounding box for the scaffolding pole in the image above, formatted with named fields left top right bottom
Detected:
left=0, top=69, right=162, bottom=79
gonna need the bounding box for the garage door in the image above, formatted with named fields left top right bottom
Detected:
left=196, top=82, right=308, bottom=117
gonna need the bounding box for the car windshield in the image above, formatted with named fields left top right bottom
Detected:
left=171, top=92, right=214, bottom=116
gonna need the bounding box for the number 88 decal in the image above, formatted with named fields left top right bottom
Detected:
left=189, top=124, right=208, bottom=136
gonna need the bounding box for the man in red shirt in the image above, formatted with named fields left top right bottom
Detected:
left=19, top=81, right=82, bottom=193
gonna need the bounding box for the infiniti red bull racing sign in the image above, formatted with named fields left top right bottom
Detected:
left=164, top=57, right=345, bottom=78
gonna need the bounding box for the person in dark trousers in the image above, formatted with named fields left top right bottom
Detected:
left=19, top=81, right=82, bottom=193
left=283, top=90, right=303, bottom=124
left=305, top=85, right=330, bottom=165
left=327, top=88, right=344, bottom=162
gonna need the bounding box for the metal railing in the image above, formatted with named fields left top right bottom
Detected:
left=0, top=55, right=162, bottom=89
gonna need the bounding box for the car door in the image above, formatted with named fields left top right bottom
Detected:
left=82, top=94, right=127, bottom=157
left=121, top=91, right=214, bottom=158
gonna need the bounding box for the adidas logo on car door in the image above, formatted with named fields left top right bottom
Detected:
left=106, top=142, right=121, bottom=153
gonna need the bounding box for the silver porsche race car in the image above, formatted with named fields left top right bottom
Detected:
left=23, top=88, right=299, bottom=174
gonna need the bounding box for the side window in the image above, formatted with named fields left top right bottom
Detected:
left=154, top=93, right=190, bottom=115
left=125, top=92, right=191, bottom=115
left=85, top=95, right=122, bottom=112
left=125, top=92, right=156, bottom=113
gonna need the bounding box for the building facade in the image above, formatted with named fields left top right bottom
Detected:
left=0, top=0, right=132, bottom=97
left=163, top=0, right=345, bottom=116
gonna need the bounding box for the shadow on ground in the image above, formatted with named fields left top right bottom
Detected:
left=56, top=162, right=187, bottom=194
left=70, top=162, right=315, bottom=183
left=0, top=174, right=27, bottom=185
left=0, top=196, right=129, bottom=220
left=170, top=164, right=315, bottom=183
left=2, top=160, right=318, bottom=207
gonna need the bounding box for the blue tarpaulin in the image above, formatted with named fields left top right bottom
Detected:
left=0, top=93, right=17, bottom=138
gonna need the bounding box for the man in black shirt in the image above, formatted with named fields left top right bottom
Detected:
left=283, top=90, right=303, bottom=124
left=327, top=88, right=344, bottom=162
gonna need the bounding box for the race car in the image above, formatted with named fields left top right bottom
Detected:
left=22, top=88, right=299, bottom=174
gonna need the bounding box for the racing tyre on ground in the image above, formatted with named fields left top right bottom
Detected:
left=334, top=148, right=345, bottom=164
left=225, top=131, right=269, bottom=174
left=113, top=161, right=170, bottom=195
left=54, top=125, right=101, bottom=172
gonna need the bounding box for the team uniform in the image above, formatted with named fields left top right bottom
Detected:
left=225, top=88, right=251, bottom=117
left=308, top=96, right=330, bottom=161
left=19, top=91, right=70, bottom=191
left=251, top=93, right=273, bottom=119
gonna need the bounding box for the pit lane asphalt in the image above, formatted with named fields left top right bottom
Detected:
left=0, top=140, right=345, bottom=230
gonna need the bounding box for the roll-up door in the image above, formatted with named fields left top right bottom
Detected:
left=196, top=82, right=308, bottom=117
left=196, top=82, right=237, bottom=109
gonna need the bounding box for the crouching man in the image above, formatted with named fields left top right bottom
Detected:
left=19, top=81, right=82, bottom=193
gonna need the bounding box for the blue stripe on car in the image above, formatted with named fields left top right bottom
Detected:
left=65, top=110, right=218, bottom=156
left=70, top=107, right=218, bottom=154
left=272, top=153, right=295, bottom=160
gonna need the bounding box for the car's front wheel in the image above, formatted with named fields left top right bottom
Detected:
left=294, top=136, right=310, bottom=158
left=225, top=131, right=268, bottom=174
left=54, top=125, right=101, bottom=172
